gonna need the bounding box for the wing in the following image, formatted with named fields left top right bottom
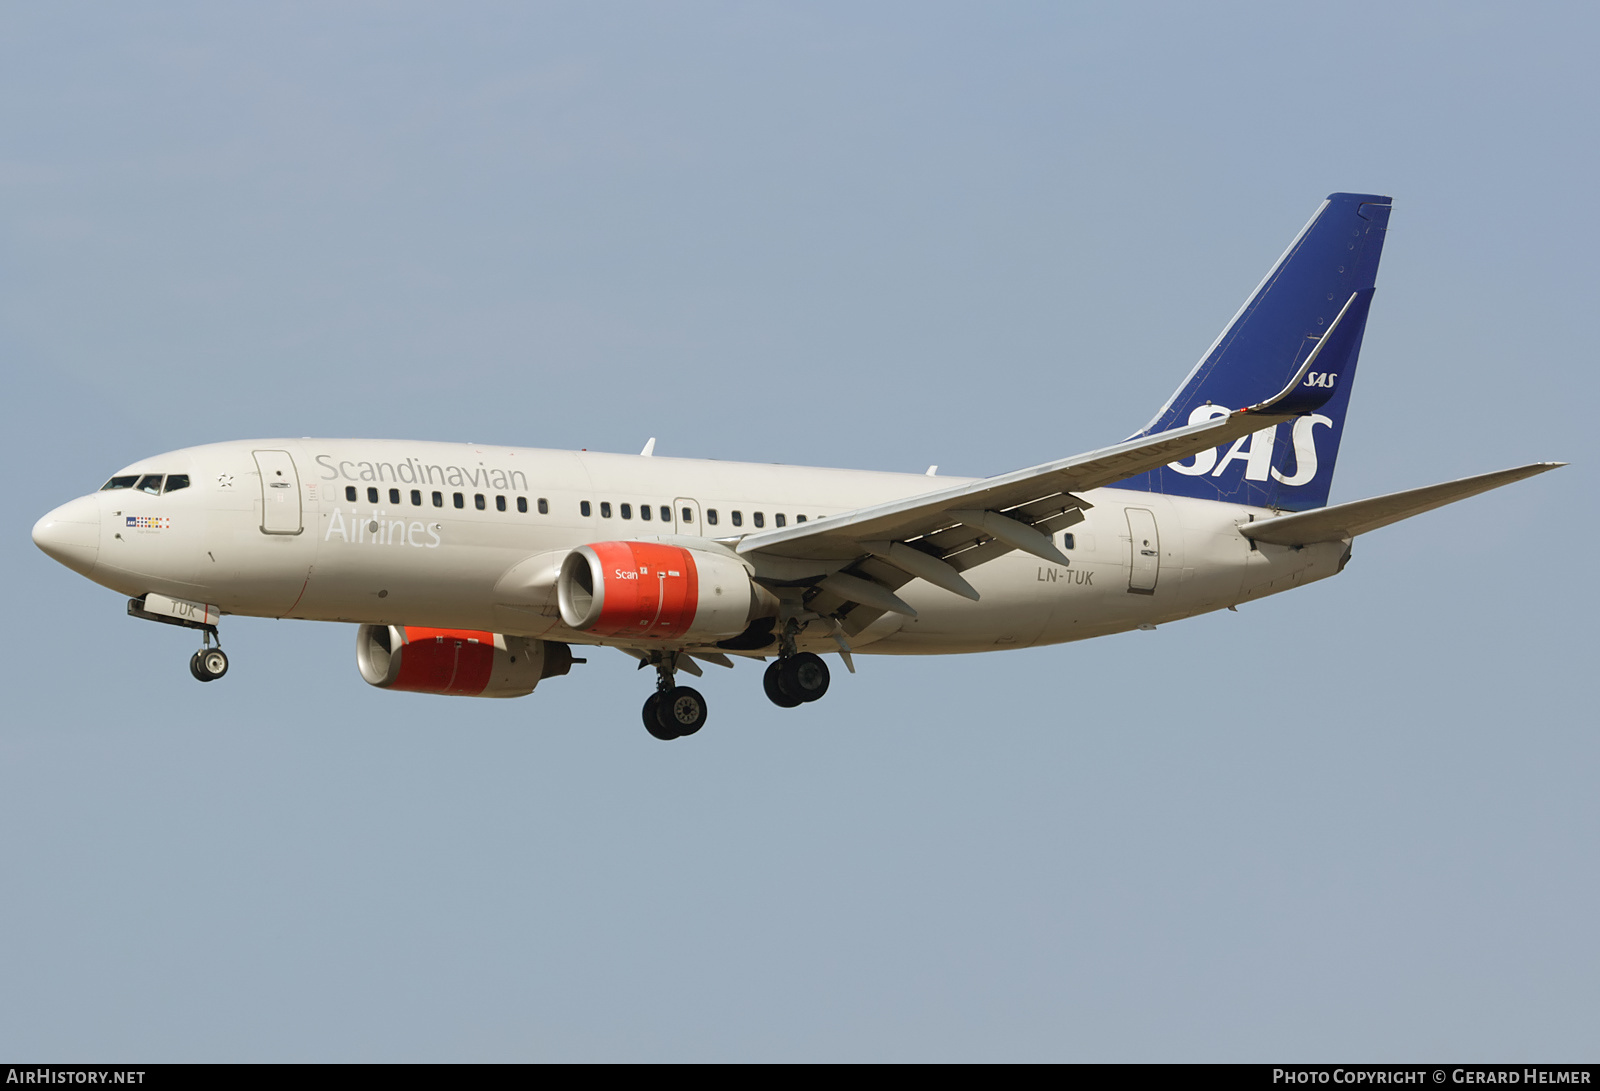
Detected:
left=731, top=344, right=1347, bottom=634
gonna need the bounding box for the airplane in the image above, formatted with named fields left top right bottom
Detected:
left=31, top=192, right=1563, bottom=740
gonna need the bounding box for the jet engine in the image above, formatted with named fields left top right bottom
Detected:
left=557, top=541, right=772, bottom=642
left=356, top=624, right=575, bottom=698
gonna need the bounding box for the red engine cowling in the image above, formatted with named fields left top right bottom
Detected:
left=557, top=541, right=765, bottom=642
left=356, top=625, right=574, bottom=698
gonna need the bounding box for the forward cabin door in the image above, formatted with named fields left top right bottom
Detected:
left=673, top=497, right=703, bottom=536
left=1125, top=507, right=1159, bottom=594
left=254, top=450, right=303, bottom=535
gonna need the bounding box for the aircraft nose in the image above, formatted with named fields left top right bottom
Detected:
left=33, top=495, right=101, bottom=577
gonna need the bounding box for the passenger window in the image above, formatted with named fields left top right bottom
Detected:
left=475, top=494, right=486, bottom=510
left=639, top=504, right=650, bottom=521
left=621, top=503, right=632, bottom=519
left=681, top=507, right=693, bottom=524
left=581, top=500, right=592, bottom=517
left=660, top=506, right=671, bottom=522
left=538, top=498, right=548, bottom=514
left=453, top=493, right=464, bottom=509
left=753, top=512, right=764, bottom=528
left=775, top=513, right=786, bottom=528
left=797, top=514, right=807, bottom=523
left=1062, top=533, right=1075, bottom=550
left=496, top=495, right=506, bottom=512
left=707, top=509, right=718, bottom=526
left=138, top=475, right=164, bottom=495
left=389, top=488, right=400, bottom=505
left=163, top=474, right=190, bottom=493
left=345, top=486, right=357, bottom=501
left=731, top=511, right=742, bottom=527
left=411, top=489, right=422, bottom=506
left=432, top=491, right=443, bottom=507
left=367, top=487, right=379, bottom=504
left=517, top=497, right=527, bottom=513
left=101, top=475, right=139, bottom=491
left=600, top=502, right=612, bottom=518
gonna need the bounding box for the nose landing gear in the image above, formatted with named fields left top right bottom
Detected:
left=640, top=652, right=707, bottom=741
left=188, top=629, right=229, bottom=682
left=189, top=645, right=230, bottom=682
left=128, top=595, right=230, bottom=683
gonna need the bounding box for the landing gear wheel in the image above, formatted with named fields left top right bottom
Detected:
left=200, top=648, right=229, bottom=679
left=189, top=648, right=228, bottom=682
left=643, top=693, right=678, bottom=741
left=661, top=686, right=708, bottom=736
left=780, top=652, right=830, bottom=703
left=763, top=660, right=802, bottom=708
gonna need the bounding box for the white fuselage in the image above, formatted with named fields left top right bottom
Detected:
left=45, top=438, right=1349, bottom=656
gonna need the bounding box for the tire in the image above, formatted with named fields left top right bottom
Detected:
left=763, top=661, right=802, bottom=708
left=189, top=650, right=214, bottom=682
left=662, top=686, right=708, bottom=736
left=643, top=693, right=678, bottom=740
left=780, top=652, right=830, bottom=703
left=200, top=648, right=229, bottom=679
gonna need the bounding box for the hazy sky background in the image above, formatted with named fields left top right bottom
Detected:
left=3, top=2, right=1595, bottom=1061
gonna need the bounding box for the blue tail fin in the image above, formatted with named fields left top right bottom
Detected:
left=1118, top=192, right=1392, bottom=511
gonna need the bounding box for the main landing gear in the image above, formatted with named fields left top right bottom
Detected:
left=763, top=652, right=831, bottom=707
left=635, top=625, right=838, bottom=738
left=641, top=652, right=707, bottom=741
left=762, top=618, right=832, bottom=708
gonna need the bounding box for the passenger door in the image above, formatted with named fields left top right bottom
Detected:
left=253, top=450, right=303, bottom=535
left=1125, top=507, right=1160, bottom=594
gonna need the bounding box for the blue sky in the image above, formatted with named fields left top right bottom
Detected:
left=3, top=2, right=1595, bottom=1060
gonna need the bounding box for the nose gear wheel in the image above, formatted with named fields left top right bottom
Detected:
left=189, top=646, right=229, bottom=681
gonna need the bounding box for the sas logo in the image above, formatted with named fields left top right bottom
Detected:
left=126, top=516, right=170, bottom=530
left=1303, top=371, right=1339, bottom=389
left=1167, top=404, right=1333, bottom=486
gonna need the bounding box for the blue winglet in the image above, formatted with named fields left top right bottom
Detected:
left=1119, top=193, right=1391, bottom=511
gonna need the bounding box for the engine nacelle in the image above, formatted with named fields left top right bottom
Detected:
left=356, top=625, right=574, bottom=698
left=557, top=541, right=767, bottom=642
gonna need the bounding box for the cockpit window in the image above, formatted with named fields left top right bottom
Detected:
left=136, top=474, right=164, bottom=495
left=163, top=474, right=190, bottom=494
left=101, top=475, right=139, bottom=491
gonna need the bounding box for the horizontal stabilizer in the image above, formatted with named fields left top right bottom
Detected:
left=1240, top=463, right=1565, bottom=546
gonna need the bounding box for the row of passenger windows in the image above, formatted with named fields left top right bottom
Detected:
left=579, top=501, right=805, bottom=528
left=581, top=501, right=675, bottom=522
left=102, top=474, right=190, bottom=495
left=342, top=485, right=807, bottom=529
left=347, top=485, right=545, bottom=513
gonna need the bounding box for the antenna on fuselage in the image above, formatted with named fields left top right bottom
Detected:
left=640, top=438, right=657, bottom=457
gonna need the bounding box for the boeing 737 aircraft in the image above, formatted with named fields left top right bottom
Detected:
left=32, top=193, right=1562, bottom=739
